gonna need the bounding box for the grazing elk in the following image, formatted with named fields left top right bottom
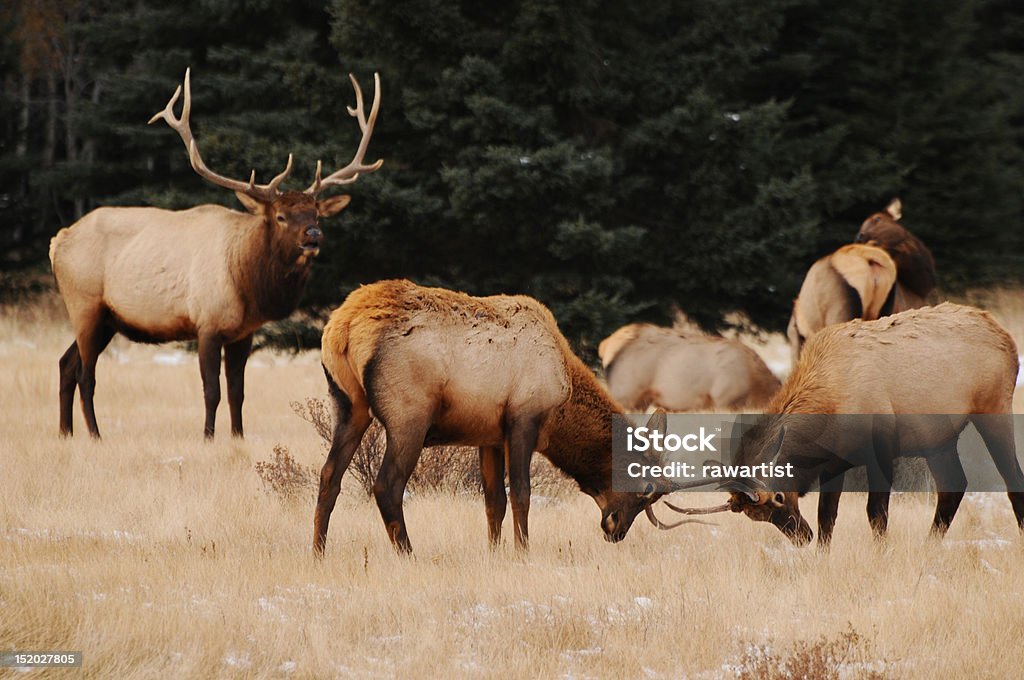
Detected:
left=674, top=303, right=1024, bottom=546
left=855, top=198, right=936, bottom=306
left=49, top=68, right=382, bottom=439
left=313, top=280, right=698, bottom=556
left=598, top=324, right=781, bottom=411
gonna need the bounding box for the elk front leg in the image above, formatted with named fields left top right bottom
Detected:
left=480, top=445, right=508, bottom=547
left=313, top=377, right=371, bottom=557
left=197, top=334, right=224, bottom=439
left=224, top=334, right=253, bottom=438
left=59, top=341, right=81, bottom=437
left=506, top=417, right=541, bottom=551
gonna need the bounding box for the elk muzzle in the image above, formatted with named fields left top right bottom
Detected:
left=727, top=490, right=813, bottom=546
left=302, top=226, right=322, bottom=257
left=601, top=508, right=635, bottom=543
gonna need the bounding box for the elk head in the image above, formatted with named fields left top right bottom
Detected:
left=148, top=68, right=382, bottom=269
left=722, top=482, right=812, bottom=546
left=721, top=427, right=812, bottom=545
left=656, top=424, right=814, bottom=545
left=594, top=409, right=718, bottom=542
left=855, top=198, right=903, bottom=247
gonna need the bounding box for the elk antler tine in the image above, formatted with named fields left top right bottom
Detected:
left=248, top=170, right=256, bottom=190
left=267, top=153, right=294, bottom=192
left=645, top=504, right=717, bottom=530
left=663, top=501, right=732, bottom=515
left=147, top=84, right=181, bottom=125
left=181, top=68, right=191, bottom=122
left=348, top=73, right=365, bottom=127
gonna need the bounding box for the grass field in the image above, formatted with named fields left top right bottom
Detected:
left=3, top=292, right=1024, bottom=679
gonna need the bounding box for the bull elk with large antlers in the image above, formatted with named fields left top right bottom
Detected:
left=50, top=69, right=382, bottom=439
left=313, top=280, right=703, bottom=557
left=673, top=303, right=1024, bottom=546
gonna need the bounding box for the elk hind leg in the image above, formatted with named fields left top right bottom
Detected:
left=972, top=414, right=1024, bottom=530
left=313, top=368, right=371, bottom=557
left=816, top=471, right=845, bottom=549
left=480, top=445, right=508, bottom=547
left=926, top=443, right=967, bottom=537
left=865, top=417, right=896, bottom=537
left=224, top=334, right=253, bottom=438
left=506, top=416, right=541, bottom=551
left=373, top=419, right=428, bottom=554
left=59, top=341, right=81, bottom=436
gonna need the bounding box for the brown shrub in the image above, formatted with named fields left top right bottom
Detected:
left=254, top=445, right=318, bottom=502
left=735, top=624, right=889, bottom=680
left=284, top=397, right=575, bottom=498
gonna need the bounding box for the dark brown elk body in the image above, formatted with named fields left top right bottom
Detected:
left=599, top=324, right=780, bottom=411
left=49, top=69, right=381, bottom=439
left=855, top=198, right=936, bottom=304
left=721, top=303, right=1024, bottom=546
left=313, top=280, right=680, bottom=556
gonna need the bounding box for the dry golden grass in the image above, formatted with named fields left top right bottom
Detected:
left=3, top=292, right=1024, bottom=679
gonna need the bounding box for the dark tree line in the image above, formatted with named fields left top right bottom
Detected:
left=2, top=0, right=1021, bottom=355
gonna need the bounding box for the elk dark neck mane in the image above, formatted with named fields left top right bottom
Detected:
left=541, top=355, right=622, bottom=493
left=229, top=218, right=312, bottom=323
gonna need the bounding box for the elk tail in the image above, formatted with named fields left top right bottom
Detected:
left=831, top=244, right=897, bottom=321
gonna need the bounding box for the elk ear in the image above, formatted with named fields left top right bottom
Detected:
left=645, top=408, right=668, bottom=435
left=885, top=197, right=902, bottom=221
left=234, top=192, right=264, bottom=215
left=317, top=194, right=352, bottom=218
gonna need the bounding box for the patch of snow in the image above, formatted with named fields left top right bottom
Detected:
left=980, top=559, right=1001, bottom=575
left=223, top=651, right=251, bottom=669
left=634, top=596, right=653, bottom=609
left=945, top=538, right=1012, bottom=550
left=279, top=661, right=297, bottom=674
left=153, top=351, right=188, bottom=366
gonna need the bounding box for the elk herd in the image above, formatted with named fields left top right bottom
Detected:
left=47, top=67, right=1024, bottom=558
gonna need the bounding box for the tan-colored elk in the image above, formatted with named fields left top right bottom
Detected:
left=786, top=243, right=898, bottom=364
left=674, top=303, right=1024, bottom=546
left=787, top=200, right=937, bottom=363
left=598, top=324, right=780, bottom=411
left=50, top=68, right=382, bottom=439
left=313, top=280, right=699, bottom=556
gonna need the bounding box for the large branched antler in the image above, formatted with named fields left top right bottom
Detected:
left=306, top=72, right=384, bottom=195
left=149, top=68, right=293, bottom=202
